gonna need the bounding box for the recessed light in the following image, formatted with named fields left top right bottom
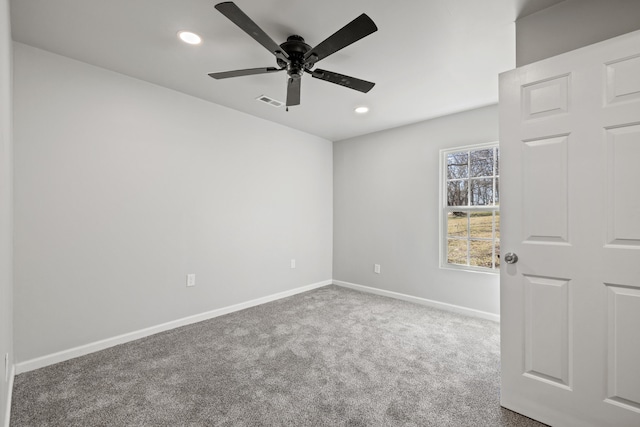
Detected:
left=178, top=31, right=202, bottom=45
left=354, top=106, right=369, bottom=114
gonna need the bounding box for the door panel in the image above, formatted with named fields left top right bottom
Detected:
left=500, top=29, right=640, bottom=427
left=605, top=55, right=640, bottom=105
left=606, top=285, right=640, bottom=410
left=522, top=74, right=570, bottom=120
left=606, top=124, right=640, bottom=244
left=523, top=275, right=571, bottom=389
left=522, top=135, right=569, bottom=243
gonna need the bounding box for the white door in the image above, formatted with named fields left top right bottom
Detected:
left=500, top=29, right=640, bottom=427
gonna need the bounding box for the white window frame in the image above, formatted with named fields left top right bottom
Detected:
left=439, top=141, right=500, bottom=274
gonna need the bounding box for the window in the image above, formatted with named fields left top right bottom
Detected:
left=440, top=143, right=500, bottom=272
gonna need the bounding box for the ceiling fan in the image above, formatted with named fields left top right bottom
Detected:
left=208, top=2, right=378, bottom=108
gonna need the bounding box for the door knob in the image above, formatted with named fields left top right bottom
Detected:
left=504, top=252, right=518, bottom=264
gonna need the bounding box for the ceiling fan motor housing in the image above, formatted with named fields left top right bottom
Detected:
left=278, top=35, right=313, bottom=78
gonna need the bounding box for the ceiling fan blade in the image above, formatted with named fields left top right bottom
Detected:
left=215, top=2, right=289, bottom=61
left=286, top=77, right=301, bottom=106
left=208, top=67, right=283, bottom=79
left=304, top=14, right=377, bottom=63
left=310, top=69, right=375, bottom=93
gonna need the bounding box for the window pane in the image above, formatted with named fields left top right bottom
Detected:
left=469, top=211, right=493, bottom=238
left=495, top=147, right=500, bottom=176
left=447, top=152, right=468, bottom=179
left=495, top=241, right=501, bottom=269
left=470, top=178, right=493, bottom=206
left=447, top=212, right=468, bottom=237
left=495, top=177, right=499, bottom=205
left=470, top=240, right=493, bottom=268
left=447, top=180, right=468, bottom=206
left=447, top=239, right=468, bottom=265
left=495, top=211, right=500, bottom=240
left=470, top=149, right=494, bottom=177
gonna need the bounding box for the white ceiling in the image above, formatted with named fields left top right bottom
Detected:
left=10, top=0, right=564, bottom=141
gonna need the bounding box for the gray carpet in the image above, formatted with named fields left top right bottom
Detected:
left=11, top=285, right=546, bottom=426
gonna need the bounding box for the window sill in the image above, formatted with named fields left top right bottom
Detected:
left=440, top=263, right=500, bottom=276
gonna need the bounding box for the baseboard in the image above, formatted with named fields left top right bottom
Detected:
left=3, top=364, right=14, bottom=427
left=333, top=280, right=500, bottom=322
left=15, top=280, right=332, bottom=375
left=15, top=279, right=497, bottom=375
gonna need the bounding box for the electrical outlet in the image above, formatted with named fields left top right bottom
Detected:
left=374, top=264, right=381, bottom=274
left=290, top=259, right=296, bottom=269
left=186, top=274, right=196, bottom=287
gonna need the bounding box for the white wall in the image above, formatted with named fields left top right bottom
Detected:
left=516, top=0, right=640, bottom=66
left=13, top=43, right=333, bottom=363
left=333, top=105, right=500, bottom=315
left=0, top=0, right=12, bottom=423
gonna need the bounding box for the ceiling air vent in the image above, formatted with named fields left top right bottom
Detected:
left=256, top=95, right=284, bottom=108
